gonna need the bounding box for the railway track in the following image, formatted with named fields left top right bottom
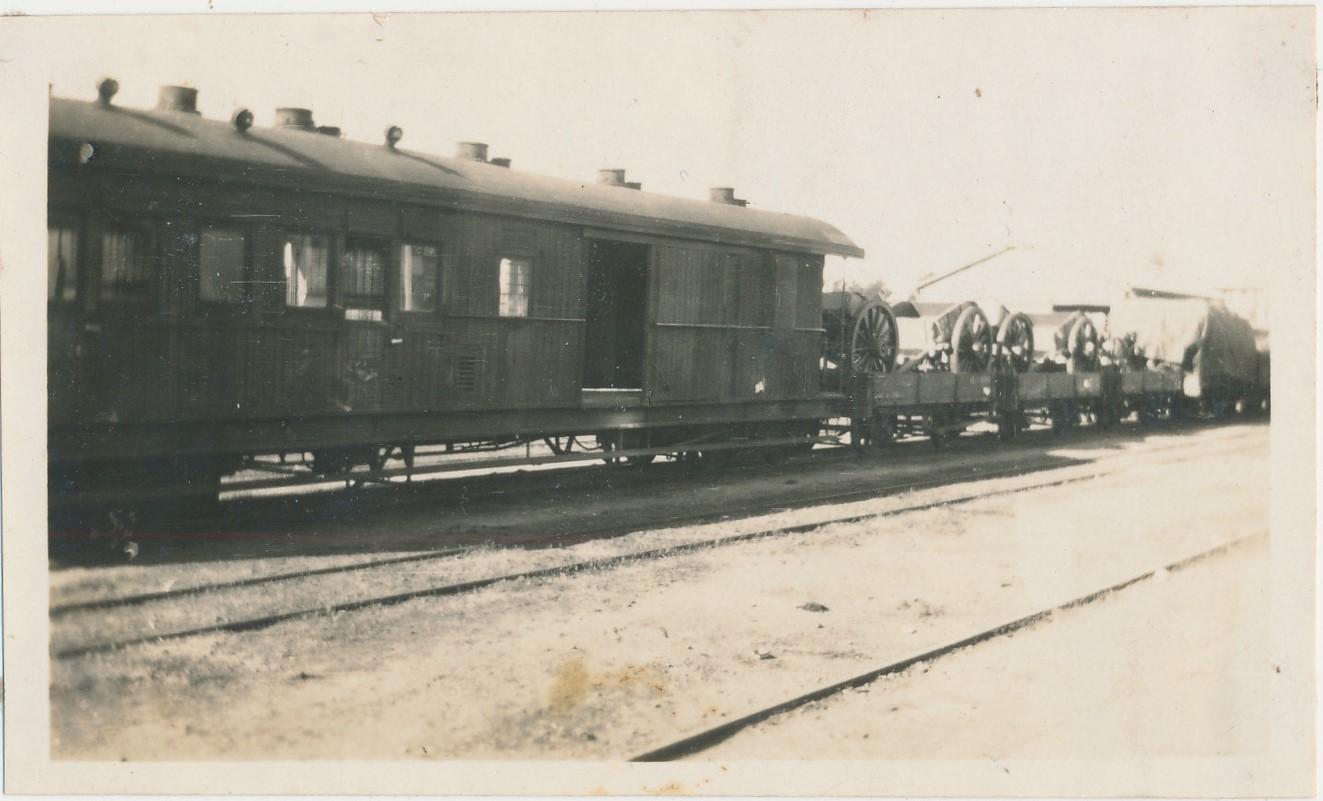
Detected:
left=51, top=432, right=852, bottom=552
left=51, top=429, right=1254, bottom=660
left=629, top=533, right=1260, bottom=761
left=50, top=415, right=1230, bottom=567
left=49, top=452, right=1078, bottom=620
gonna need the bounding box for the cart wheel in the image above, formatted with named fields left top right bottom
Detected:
left=995, top=312, right=1035, bottom=373
left=850, top=301, right=900, bottom=374
left=951, top=305, right=993, bottom=373
left=1066, top=317, right=1100, bottom=373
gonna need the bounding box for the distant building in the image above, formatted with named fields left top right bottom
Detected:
left=899, top=248, right=1111, bottom=357
left=895, top=248, right=1266, bottom=356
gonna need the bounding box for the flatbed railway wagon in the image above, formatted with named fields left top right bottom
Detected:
left=832, top=292, right=1260, bottom=448
left=47, top=81, right=863, bottom=522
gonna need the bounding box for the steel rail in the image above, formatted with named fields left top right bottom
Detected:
left=51, top=424, right=1256, bottom=621
left=51, top=452, right=1073, bottom=618
left=54, top=462, right=1135, bottom=661
left=48, top=548, right=468, bottom=617
left=630, top=534, right=1260, bottom=761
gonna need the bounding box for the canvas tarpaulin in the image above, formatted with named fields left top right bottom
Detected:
left=1108, top=298, right=1258, bottom=394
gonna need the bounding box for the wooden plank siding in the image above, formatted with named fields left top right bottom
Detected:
left=49, top=174, right=591, bottom=433
left=648, top=244, right=823, bottom=404
left=49, top=161, right=830, bottom=467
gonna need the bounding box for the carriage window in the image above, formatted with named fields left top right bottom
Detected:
left=284, top=234, right=329, bottom=308
left=100, top=227, right=150, bottom=302
left=498, top=256, right=530, bottom=317
left=199, top=228, right=248, bottom=304
left=399, top=243, right=440, bottom=313
left=341, top=239, right=387, bottom=321
left=48, top=223, right=79, bottom=302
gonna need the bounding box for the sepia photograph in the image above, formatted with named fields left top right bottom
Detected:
left=0, top=4, right=1316, bottom=796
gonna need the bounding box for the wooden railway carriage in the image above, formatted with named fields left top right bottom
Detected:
left=47, top=85, right=863, bottom=508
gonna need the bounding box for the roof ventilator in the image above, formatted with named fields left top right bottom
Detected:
left=231, top=108, right=254, bottom=133
left=275, top=108, right=316, bottom=130
left=385, top=126, right=404, bottom=149
left=597, top=168, right=626, bottom=187
left=96, top=77, right=119, bottom=106
left=457, top=142, right=489, bottom=161
left=709, top=187, right=748, bottom=207
left=156, top=85, right=200, bottom=114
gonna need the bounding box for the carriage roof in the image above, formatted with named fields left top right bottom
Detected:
left=49, top=97, right=863, bottom=259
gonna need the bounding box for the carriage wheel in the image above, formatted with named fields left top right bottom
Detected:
left=850, top=301, right=899, bottom=374
left=950, top=305, right=992, bottom=373
left=1067, top=317, right=1100, bottom=373
left=995, top=312, right=1034, bottom=373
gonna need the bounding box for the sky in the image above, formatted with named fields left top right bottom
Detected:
left=11, top=8, right=1316, bottom=306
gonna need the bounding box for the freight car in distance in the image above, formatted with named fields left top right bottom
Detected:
left=47, top=81, right=864, bottom=528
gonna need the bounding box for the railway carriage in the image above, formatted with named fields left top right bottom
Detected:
left=47, top=82, right=862, bottom=517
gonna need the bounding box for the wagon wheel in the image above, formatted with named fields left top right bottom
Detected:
left=1067, top=317, right=1100, bottom=373
left=995, top=312, right=1035, bottom=373
left=849, top=300, right=899, bottom=374
left=950, top=305, right=992, bottom=373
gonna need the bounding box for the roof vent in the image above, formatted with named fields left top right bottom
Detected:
left=231, top=108, right=254, bottom=133
left=709, top=187, right=748, bottom=207
left=385, top=126, right=403, bottom=149
left=624, top=181, right=642, bottom=191
left=489, top=157, right=512, bottom=168
left=457, top=142, right=488, bottom=161
left=597, top=168, right=627, bottom=187
left=157, top=85, right=199, bottom=115
left=96, top=77, right=119, bottom=106
left=275, top=107, right=315, bottom=130
left=316, top=125, right=342, bottom=137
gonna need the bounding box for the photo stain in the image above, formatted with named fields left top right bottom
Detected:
left=549, top=657, right=590, bottom=710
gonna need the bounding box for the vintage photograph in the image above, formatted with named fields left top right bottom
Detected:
left=1, top=6, right=1315, bottom=796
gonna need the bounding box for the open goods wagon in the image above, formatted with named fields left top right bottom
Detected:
left=831, top=290, right=1264, bottom=447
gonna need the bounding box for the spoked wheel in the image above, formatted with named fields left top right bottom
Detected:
left=1066, top=317, right=1100, bottom=373
left=822, top=292, right=900, bottom=379
left=995, top=312, right=1035, bottom=373
left=951, top=305, right=992, bottom=373
left=849, top=301, right=899, bottom=374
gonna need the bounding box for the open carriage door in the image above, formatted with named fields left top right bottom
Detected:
left=582, top=238, right=650, bottom=391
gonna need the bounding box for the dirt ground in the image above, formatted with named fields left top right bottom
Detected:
left=701, top=535, right=1270, bottom=761
left=50, top=422, right=1270, bottom=763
